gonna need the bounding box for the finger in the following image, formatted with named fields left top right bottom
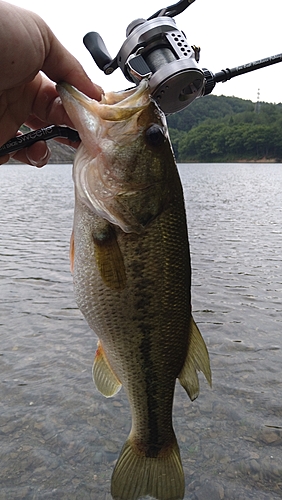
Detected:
left=8, top=141, right=51, bottom=167
left=26, top=141, right=51, bottom=167
left=0, top=153, right=10, bottom=165
left=25, top=75, right=81, bottom=129
left=41, top=30, right=103, bottom=101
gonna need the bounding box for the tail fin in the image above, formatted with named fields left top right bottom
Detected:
left=111, top=434, right=184, bottom=500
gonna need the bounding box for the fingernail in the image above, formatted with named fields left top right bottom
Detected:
left=27, top=146, right=51, bottom=167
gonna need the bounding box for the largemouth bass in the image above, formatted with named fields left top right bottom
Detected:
left=57, top=80, right=211, bottom=500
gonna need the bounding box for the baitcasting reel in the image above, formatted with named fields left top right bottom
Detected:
left=83, top=0, right=204, bottom=114
left=84, top=0, right=282, bottom=115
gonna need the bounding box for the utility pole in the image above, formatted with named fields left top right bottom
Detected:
left=255, top=88, right=261, bottom=113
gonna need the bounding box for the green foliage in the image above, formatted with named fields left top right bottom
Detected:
left=167, top=95, right=282, bottom=162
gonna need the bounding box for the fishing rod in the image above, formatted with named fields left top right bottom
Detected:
left=1, top=0, right=281, bottom=157
left=0, top=126, right=79, bottom=158
left=203, top=55, right=282, bottom=98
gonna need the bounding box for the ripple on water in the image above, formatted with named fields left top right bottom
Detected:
left=0, top=163, right=282, bottom=499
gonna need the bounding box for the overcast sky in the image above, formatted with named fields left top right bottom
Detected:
left=8, top=0, right=282, bottom=104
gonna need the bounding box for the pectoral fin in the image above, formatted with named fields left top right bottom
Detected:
left=178, top=317, right=212, bottom=401
left=93, top=223, right=126, bottom=291
left=93, top=341, right=122, bottom=397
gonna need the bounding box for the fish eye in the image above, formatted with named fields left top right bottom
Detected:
left=145, top=125, right=166, bottom=147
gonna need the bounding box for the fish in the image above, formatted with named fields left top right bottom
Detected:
left=57, top=79, right=211, bottom=500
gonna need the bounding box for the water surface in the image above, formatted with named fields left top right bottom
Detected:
left=0, top=163, right=281, bottom=499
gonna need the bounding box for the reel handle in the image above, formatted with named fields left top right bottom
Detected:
left=83, top=32, right=117, bottom=74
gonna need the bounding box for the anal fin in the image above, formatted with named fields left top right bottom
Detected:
left=178, top=316, right=212, bottom=401
left=93, top=341, right=122, bottom=397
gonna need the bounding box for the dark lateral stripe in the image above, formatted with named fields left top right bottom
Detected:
left=139, top=325, right=163, bottom=456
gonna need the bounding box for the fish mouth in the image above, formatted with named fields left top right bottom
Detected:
left=58, top=78, right=150, bottom=110
left=56, top=80, right=152, bottom=157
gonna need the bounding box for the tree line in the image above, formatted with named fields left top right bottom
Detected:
left=167, top=94, right=282, bottom=162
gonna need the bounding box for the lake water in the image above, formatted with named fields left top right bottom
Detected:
left=0, top=163, right=282, bottom=500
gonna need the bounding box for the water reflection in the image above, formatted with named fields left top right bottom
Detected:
left=0, top=163, right=282, bottom=499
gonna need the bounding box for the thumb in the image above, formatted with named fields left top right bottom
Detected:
left=42, top=32, right=103, bottom=100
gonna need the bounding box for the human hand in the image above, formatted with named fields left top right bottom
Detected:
left=0, top=0, right=102, bottom=167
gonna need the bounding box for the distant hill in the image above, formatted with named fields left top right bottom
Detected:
left=47, top=140, right=75, bottom=164
left=167, top=94, right=255, bottom=133
left=167, top=94, right=282, bottom=162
